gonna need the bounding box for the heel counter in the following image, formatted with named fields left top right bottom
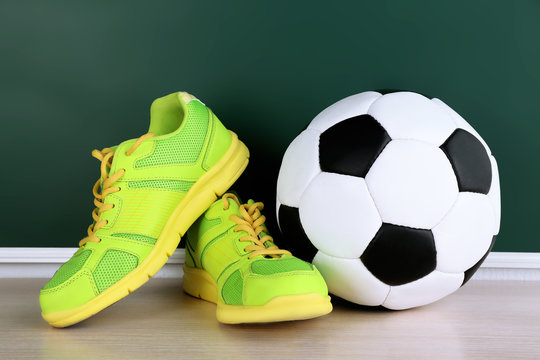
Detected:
left=203, top=111, right=232, bottom=171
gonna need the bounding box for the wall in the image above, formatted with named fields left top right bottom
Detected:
left=1, top=1, right=538, bottom=251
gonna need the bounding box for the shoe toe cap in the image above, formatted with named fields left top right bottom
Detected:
left=242, top=267, right=329, bottom=306
left=40, top=269, right=97, bottom=316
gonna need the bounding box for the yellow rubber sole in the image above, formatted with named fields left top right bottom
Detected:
left=183, top=265, right=333, bottom=324
left=42, top=131, right=249, bottom=328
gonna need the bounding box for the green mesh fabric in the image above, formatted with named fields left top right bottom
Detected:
left=136, top=101, right=209, bottom=167
left=43, top=250, right=92, bottom=290
left=222, top=270, right=243, bottom=305
left=251, top=258, right=312, bottom=275
left=93, top=250, right=138, bottom=293
left=111, top=232, right=157, bottom=245
left=128, top=179, right=194, bottom=192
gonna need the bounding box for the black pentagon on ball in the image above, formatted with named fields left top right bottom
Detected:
left=440, top=129, right=492, bottom=194
left=360, top=223, right=437, bottom=286
left=277, top=204, right=318, bottom=262
left=462, top=236, right=496, bottom=286
left=319, top=114, right=391, bottom=178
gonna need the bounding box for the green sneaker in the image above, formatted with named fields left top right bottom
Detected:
left=40, top=92, right=249, bottom=327
left=183, top=193, right=332, bottom=323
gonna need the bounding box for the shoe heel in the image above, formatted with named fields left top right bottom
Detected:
left=182, top=264, right=218, bottom=304
left=212, top=131, right=250, bottom=196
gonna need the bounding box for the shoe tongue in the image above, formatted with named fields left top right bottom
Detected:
left=148, top=92, right=198, bottom=136
left=223, top=193, right=242, bottom=212
left=226, top=190, right=243, bottom=203
left=103, top=145, right=119, bottom=176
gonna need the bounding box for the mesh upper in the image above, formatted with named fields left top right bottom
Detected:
left=93, top=250, right=138, bottom=293
left=135, top=101, right=209, bottom=168
left=111, top=232, right=157, bottom=245
left=222, top=270, right=243, bottom=305
left=128, top=179, right=194, bottom=192
left=250, top=257, right=313, bottom=275
left=43, top=250, right=92, bottom=290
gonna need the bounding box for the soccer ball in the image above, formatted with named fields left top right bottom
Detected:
left=276, top=91, right=500, bottom=310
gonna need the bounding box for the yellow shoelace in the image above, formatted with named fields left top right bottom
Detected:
left=222, top=194, right=291, bottom=259
left=79, top=133, right=155, bottom=247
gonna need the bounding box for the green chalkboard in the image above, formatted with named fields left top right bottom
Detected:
left=1, top=1, right=538, bottom=251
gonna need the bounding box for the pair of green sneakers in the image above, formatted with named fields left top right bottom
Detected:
left=40, top=92, right=332, bottom=327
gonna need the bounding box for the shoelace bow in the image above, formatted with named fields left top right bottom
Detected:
left=79, top=133, right=155, bottom=247
left=222, top=194, right=291, bottom=259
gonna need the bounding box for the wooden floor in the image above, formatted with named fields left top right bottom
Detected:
left=1, top=279, right=539, bottom=360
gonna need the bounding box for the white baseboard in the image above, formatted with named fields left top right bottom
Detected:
left=0, top=248, right=185, bottom=279
left=1, top=248, right=540, bottom=281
